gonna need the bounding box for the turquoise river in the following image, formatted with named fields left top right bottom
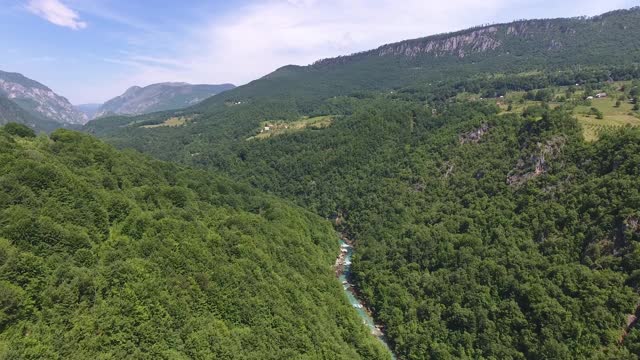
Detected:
left=338, top=239, right=396, bottom=359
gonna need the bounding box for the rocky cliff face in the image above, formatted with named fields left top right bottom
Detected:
left=0, top=70, right=86, bottom=125
left=377, top=26, right=502, bottom=59
left=313, top=16, right=588, bottom=67
left=95, top=82, right=235, bottom=118
left=507, top=135, right=567, bottom=186
left=459, top=123, right=491, bottom=144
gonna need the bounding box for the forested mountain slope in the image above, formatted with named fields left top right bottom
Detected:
left=0, top=125, right=390, bottom=359
left=88, top=77, right=640, bottom=358
left=80, top=7, right=640, bottom=359
left=191, top=7, right=640, bottom=112
left=86, top=8, right=640, bottom=147
left=219, top=100, right=640, bottom=358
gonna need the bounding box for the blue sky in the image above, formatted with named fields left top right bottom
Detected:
left=1, top=0, right=638, bottom=104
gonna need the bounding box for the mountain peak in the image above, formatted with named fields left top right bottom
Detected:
left=0, top=70, right=51, bottom=91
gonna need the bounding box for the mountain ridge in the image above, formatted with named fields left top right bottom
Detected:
left=95, top=82, right=235, bottom=118
left=166, top=5, right=639, bottom=118
left=313, top=7, right=640, bottom=66
left=0, top=70, right=86, bottom=125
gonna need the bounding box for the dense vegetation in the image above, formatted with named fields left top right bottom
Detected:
left=85, top=65, right=640, bottom=164
left=0, top=124, right=390, bottom=359
left=68, top=6, right=640, bottom=358
left=88, top=76, right=640, bottom=358
left=210, top=101, right=640, bottom=359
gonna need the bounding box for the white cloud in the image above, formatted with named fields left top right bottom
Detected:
left=105, top=0, right=511, bottom=92
left=77, top=0, right=636, bottom=102
left=27, top=0, right=87, bottom=30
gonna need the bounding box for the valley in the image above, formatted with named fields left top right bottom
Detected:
left=75, top=9, right=640, bottom=357
left=0, top=126, right=391, bottom=359
left=2, top=4, right=640, bottom=359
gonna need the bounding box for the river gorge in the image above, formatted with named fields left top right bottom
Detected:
left=336, top=239, right=396, bottom=359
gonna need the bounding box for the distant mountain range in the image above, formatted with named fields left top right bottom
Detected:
left=86, top=7, right=640, bottom=141
left=0, top=70, right=235, bottom=130
left=0, top=70, right=87, bottom=130
left=94, top=82, right=235, bottom=119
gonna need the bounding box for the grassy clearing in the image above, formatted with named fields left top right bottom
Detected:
left=463, top=80, right=640, bottom=141
left=574, top=98, right=638, bottom=123
left=141, top=116, right=192, bottom=129
left=574, top=98, right=640, bottom=141
left=247, top=115, right=334, bottom=140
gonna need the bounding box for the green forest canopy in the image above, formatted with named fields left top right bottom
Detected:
left=0, top=125, right=390, bottom=359
left=216, top=99, right=640, bottom=359
left=91, top=77, right=640, bottom=358
left=10, top=7, right=640, bottom=359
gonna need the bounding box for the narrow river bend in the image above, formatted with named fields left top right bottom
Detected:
left=336, top=239, right=396, bottom=359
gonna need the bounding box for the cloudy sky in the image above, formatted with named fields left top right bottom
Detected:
left=0, top=0, right=637, bottom=103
